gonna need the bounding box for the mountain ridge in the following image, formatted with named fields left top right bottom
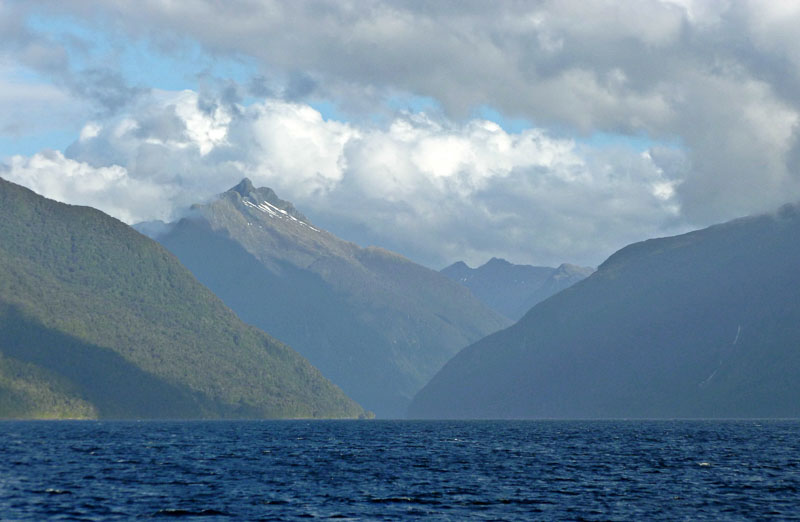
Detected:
left=410, top=204, right=800, bottom=419
left=441, top=257, right=594, bottom=321
left=147, top=179, right=510, bottom=417
left=0, top=176, right=366, bottom=419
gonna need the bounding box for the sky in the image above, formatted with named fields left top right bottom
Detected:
left=1, top=0, right=799, bottom=269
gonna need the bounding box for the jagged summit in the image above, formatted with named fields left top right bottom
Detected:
left=441, top=257, right=593, bottom=321
left=225, top=178, right=311, bottom=225
left=229, top=177, right=256, bottom=197
left=485, top=257, right=511, bottom=267
left=446, top=260, right=470, bottom=270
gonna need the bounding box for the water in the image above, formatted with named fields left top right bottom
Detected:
left=1, top=420, right=799, bottom=520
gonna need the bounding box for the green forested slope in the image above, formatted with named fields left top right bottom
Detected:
left=0, top=177, right=365, bottom=419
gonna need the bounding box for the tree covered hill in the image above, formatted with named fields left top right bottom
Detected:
left=0, top=177, right=366, bottom=419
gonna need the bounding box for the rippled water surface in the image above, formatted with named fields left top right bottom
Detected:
left=1, top=420, right=799, bottom=520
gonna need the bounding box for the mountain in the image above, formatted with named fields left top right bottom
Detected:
left=0, top=177, right=365, bottom=419
left=410, top=205, right=800, bottom=419
left=143, top=179, right=509, bottom=417
left=441, top=258, right=594, bottom=320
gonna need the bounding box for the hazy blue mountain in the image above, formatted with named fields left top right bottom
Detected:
left=0, top=177, right=366, bottom=419
left=410, top=205, right=800, bottom=419
left=441, top=258, right=594, bottom=320
left=143, top=179, right=510, bottom=418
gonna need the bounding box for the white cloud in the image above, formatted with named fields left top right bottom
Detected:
left=172, top=90, right=231, bottom=155
left=7, top=1, right=800, bottom=266
left=2, top=150, right=162, bottom=224
left=22, top=0, right=800, bottom=230
left=79, top=122, right=101, bottom=141
left=233, top=100, right=357, bottom=198
left=0, top=67, right=87, bottom=142
left=3, top=89, right=686, bottom=267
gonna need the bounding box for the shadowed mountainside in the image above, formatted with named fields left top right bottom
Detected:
left=411, top=205, right=800, bottom=419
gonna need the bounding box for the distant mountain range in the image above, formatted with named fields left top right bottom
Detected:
left=0, top=177, right=365, bottom=419
left=141, top=179, right=509, bottom=418
left=441, top=258, right=594, bottom=320
left=410, top=205, right=800, bottom=419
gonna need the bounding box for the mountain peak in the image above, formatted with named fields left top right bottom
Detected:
left=485, top=257, right=511, bottom=267
left=445, top=260, right=471, bottom=270
left=229, top=178, right=256, bottom=197
left=555, top=263, right=595, bottom=277
left=223, top=179, right=311, bottom=225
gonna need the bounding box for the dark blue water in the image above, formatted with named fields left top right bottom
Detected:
left=1, top=420, right=799, bottom=520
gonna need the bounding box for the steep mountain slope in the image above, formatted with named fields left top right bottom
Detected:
left=147, top=179, right=509, bottom=417
left=410, top=205, right=800, bottom=419
left=0, top=177, right=365, bottom=419
left=442, top=258, right=593, bottom=320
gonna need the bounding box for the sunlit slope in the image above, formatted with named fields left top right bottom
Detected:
left=0, top=177, right=365, bottom=419
left=411, top=205, right=800, bottom=418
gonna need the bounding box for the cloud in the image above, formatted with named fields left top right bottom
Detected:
left=0, top=69, right=79, bottom=137
left=3, top=89, right=686, bottom=267
left=66, top=67, right=148, bottom=115
left=23, top=0, right=800, bottom=230
left=6, top=1, right=800, bottom=266
left=1, top=149, right=162, bottom=224
left=0, top=0, right=147, bottom=115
